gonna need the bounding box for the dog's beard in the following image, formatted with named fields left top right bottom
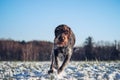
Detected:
left=54, top=37, right=68, bottom=47
left=55, top=41, right=66, bottom=47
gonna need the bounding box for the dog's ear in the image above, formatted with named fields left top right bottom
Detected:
left=54, top=28, right=57, bottom=37
left=55, top=27, right=59, bottom=37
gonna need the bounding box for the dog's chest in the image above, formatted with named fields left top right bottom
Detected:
left=58, top=47, right=67, bottom=54
left=57, top=47, right=67, bottom=60
left=54, top=47, right=68, bottom=56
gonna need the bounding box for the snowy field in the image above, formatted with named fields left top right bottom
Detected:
left=0, top=61, right=120, bottom=80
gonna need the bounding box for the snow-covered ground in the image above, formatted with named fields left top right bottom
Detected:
left=0, top=61, right=120, bottom=80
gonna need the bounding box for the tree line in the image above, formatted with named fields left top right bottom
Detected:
left=0, top=37, right=120, bottom=61
left=0, top=39, right=52, bottom=61
left=72, top=37, right=120, bottom=61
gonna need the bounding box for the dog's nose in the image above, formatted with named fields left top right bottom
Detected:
left=59, top=36, right=64, bottom=42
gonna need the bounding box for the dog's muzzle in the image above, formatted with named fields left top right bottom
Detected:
left=58, top=35, right=65, bottom=42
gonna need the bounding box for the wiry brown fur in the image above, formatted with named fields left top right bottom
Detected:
left=48, top=24, right=75, bottom=74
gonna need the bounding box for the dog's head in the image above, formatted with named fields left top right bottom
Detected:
left=54, top=24, right=72, bottom=47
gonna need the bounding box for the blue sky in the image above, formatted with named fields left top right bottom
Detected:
left=0, top=0, right=120, bottom=46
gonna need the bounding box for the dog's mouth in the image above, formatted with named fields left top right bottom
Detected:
left=57, top=41, right=64, bottom=45
left=55, top=40, right=68, bottom=47
left=56, top=42, right=66, bottom=47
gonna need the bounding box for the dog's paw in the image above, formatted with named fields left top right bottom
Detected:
left=48, top=69, right=54, bottom=74
left=58, top=68, right=63, bottom=74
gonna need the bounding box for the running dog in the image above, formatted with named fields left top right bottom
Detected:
left=48, top=24, right=75, bottom=74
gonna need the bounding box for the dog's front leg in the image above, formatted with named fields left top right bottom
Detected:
left=48, top=50, right=54, bottom=74
left=58, top=48, right=72, bottom=74
left=54, top=49, right=60, bottom=69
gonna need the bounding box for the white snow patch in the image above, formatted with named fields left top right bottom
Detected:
left=0, top=61, right=120, bottom=80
